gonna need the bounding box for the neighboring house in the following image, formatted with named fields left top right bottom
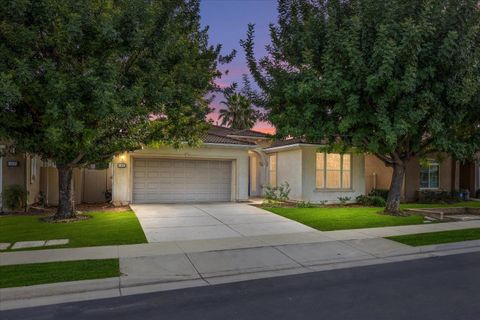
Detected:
left=0, top=144, right=42, bottom=210
left=111, top=130, right=366, bottom=205
left=459, top=156, right=480, bottom=197
left=365, top=154, right=460, bottom=202
left=0, top=142, right=112, bottom=211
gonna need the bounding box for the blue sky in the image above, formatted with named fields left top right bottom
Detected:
left=200, top=0, right=277, bottom=132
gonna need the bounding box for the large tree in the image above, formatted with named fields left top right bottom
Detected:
left=243, top=0, right=480, bottom=214
left=0, top=0, right=226, bottom=219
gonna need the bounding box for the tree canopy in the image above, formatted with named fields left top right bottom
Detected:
left=242, top=0, right=480, bottom=213
left=0, top=0, right=227, bottom=217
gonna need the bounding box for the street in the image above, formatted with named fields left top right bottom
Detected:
left=2, top=251, right=480, bottom=320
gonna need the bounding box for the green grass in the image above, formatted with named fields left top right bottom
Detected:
left=0, top=259, right=119, bottom=288
left=0, top=211, right=147, bottom=251
left=387, top=228, right=480, bottom=246
left=264, top=202, right=480, bottom=231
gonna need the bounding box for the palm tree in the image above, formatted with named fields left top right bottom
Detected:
left=218, top=93, right=258, bottom=130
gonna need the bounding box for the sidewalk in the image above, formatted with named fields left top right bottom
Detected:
left=2, top=220, right=480, bottom=311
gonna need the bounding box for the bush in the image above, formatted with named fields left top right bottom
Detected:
left=3, top=185, right=27, bottom=211
left=418, top=190, right=462, bottom=204
left=355, top=195, right=386, bottom=207
left=262, top=182, right=291, bottom=207
left=263, top=182, right=291, bottom=202
left=476, top=189, right=480, bottom=199
left=355, top=195, right=371, bottom=206
left=337, top=196, right=351, bottom=205
left=368, top=189, right=389, bottom=200
left=370, top=195, right=387, bottom=207
left=295, top=201, right=317, bottom=208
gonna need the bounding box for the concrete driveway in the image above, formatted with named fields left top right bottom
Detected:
left=130, top=203, right=316, bottom=242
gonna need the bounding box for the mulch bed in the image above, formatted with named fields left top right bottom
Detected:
left=1, top=203, right=130, bottom=217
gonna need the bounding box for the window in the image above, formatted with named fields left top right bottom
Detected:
left=269, top=154, right=277, bottom=187
left=420, top=160, right=439, bottom=189
left=316, top=153, right=352, bottom=189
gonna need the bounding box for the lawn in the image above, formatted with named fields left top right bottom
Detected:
left=387, top=228, right=480, bottom=246
left=0, top=259, right=119, bottom=288
left=0, top=211, right=147, bottom=251
left=264, top=202, right=480, bottom=231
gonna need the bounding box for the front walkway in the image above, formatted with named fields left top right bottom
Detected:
left=130, top=203, right=315, bottom=242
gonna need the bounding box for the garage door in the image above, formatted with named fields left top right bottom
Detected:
left=133, top=158, right=232, bottom=203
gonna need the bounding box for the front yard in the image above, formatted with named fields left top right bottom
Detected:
left=0, top=259, right=119, bottom=288
left=388, top=228, right=480, bottom=246
left=264, top=202, right=480, bottom=231
left=0, top=210, right=147, bottom=251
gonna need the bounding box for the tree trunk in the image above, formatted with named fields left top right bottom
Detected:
left=55, top=165, right=76, bottom=219
left=385, top=162, right=406, bottom=215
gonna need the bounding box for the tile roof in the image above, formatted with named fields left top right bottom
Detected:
left=208, top=125, right=270, bottom=139
left=266, top=137, right=325, bottom=149
left=202, top=133, right=256, bottom=146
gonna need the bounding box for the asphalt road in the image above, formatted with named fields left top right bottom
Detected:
left=2, top=251, right=480, bottom=320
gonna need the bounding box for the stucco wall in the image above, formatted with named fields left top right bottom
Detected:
left=25, top=155, right=42, bottom=205
left=112, top=145, right=251, bottom=205
left=275, top=149, right=303, bottom=200
left=301, top=147, right=366, bottom=203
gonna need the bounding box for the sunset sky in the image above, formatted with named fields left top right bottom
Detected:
left=200, top=0, right=277, bottom=134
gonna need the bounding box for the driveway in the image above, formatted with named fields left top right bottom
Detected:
left=130, top=203, right=316, bottom=242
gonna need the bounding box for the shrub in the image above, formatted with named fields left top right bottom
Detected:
left=3, top=185, right=27, bottom=211
left=355, top=195, right=371, bottom=206
left=369, top=189, right=389, bottom=200
left=296, top=201, right=317, bottom=208
left=370, top=195, right=387, bottom=207
left=356, top=195, right=386, bottom=207
left=476, top=189, right=480, bottom=199
left=418, top=190, right=462, bottom=204
left=263, top=182, right=291, bottom=202
left=337, top=196, right=351, bottom=205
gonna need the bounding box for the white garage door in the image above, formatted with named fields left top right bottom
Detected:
left=133, top=158, right=232, bottom=203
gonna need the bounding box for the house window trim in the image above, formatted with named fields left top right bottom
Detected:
left=269, top=153, right=277, bottom=187
left=419, top=160, right=440, bottom=190
left=315, top=152, right=353, bottom=190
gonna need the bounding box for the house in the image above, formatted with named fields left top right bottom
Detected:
left=0, top=142, right=113, bottom=211
left=111, top=127, right=366, bottom=205
left=365, top=154, right=460, bottom=202
left=459, top=157, right=480, bottom=197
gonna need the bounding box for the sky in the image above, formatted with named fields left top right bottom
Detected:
left=199, top=0, right=277, bottom=134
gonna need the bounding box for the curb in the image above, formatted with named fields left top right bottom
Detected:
left=2, top=243, right=480, bottom=311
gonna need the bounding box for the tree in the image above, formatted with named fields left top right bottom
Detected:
left=242, top=0, right=480, bottom=214
left=218, top=92, right=259, bottom=129
left=0, top=0, right=226, bottom=219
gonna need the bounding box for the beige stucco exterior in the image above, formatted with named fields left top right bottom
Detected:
left=265, top=145, right=366, bottom=203
left=111, top=144, right=252, bottom=205
left=0, top=147, right=42, bottom=210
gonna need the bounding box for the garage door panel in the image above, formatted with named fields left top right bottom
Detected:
left=133, top=158, right=232, bottom=203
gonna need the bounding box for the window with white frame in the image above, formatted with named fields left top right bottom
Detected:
left=420, top=160, right=439, bottom=189
left=316, top=153, right=352, bottom=189
left=269, top=153, right=277, bottom=187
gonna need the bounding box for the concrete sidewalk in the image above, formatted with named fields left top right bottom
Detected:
left=2, top=220, right=480, bottom=266
left=3, top=237, right=480, bottom=311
